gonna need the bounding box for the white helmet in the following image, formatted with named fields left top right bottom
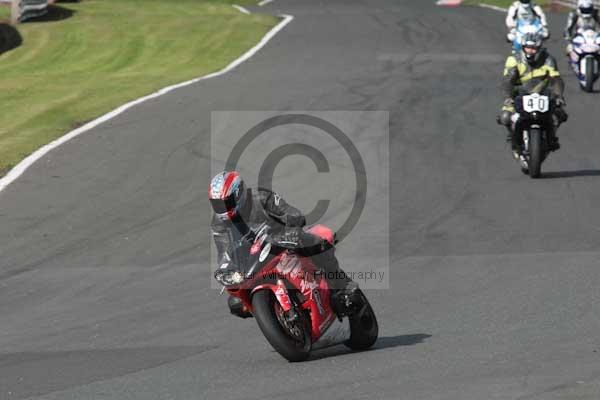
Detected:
left=517, top=1, right=534, bottom=18
left=578, top=0, right=595, bottom=17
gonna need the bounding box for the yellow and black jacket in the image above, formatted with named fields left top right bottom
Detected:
left=502, top=49, right=565, bottom=103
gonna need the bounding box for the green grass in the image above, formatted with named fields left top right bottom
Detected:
left=463, top=0, right=552, bottom=7
left=0, top=5, right=10, bottom=22
left=0, top=0, right=277, bottom=175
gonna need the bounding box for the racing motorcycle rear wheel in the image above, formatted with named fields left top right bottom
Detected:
left=252, top=290, right=311, bottom=362
left=344, top=289, right=378, bottom=350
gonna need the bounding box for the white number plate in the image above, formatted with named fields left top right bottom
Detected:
left=522, top=94, right=549, bottom=113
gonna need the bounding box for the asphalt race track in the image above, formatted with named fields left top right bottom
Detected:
left=2, top=1, right=600, bottom=399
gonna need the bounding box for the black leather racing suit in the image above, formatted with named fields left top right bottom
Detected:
left=211, top=187, right=349, bottom=290
left=501, top=49, right=567, bottom=150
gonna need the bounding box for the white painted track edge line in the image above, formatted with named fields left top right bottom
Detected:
left=478, top=3, right=508, bottom=12
left=553, top=0, right=577, bottom=7
left=0, top=14, right=295, bottom=194
left=232, top=4, right=251, bottom=14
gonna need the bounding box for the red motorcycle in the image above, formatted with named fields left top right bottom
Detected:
left=214, top=223, right=378, bottom=362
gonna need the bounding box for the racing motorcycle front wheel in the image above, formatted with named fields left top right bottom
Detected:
left=583, top=56, right=596, bottom=93
left=528, top=128, right=544, bottom=179
left=252, top=289, right=311, bottom=362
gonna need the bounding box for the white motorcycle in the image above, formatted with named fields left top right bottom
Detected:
left=567, top=28, right=600, bottom=92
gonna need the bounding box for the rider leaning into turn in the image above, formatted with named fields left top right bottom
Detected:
left=564, top=0, right=600, bottom=40
left=209, top=171, right=360, bottom=318
left=499, top=32, right=568, bottom=154
left=506, top=0, right=549, bottom=39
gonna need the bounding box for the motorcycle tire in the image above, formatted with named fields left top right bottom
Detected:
left=252, top=290, right=311, bottom=362
left=528, top=128, right=544, bottom=179
left=584, top=57, right=595, bottom=92
left=344, top=289, right=379, bottom=350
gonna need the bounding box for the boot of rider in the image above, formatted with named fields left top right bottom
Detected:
left=547, top=124, right=560, bottom=152
left=499, top=110, right=516, bottom=151
left=508, top=126, right=521, bottom=160
left=310, top=247, right=361, bottom=316
left=228, top=295, right=252, bottom=319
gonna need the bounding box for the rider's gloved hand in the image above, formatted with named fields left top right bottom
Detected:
left=502, top=98, right=515, bottom=113
left=555, top=97, right=566, bottom=108
left=542, top=28, right=550, bottom=40
left=507, top=31, right=516, bottom=43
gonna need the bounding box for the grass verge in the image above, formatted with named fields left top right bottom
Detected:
left=0, top=0, right=277, bottom=175
left=0, top=4, right=10, bottom=22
